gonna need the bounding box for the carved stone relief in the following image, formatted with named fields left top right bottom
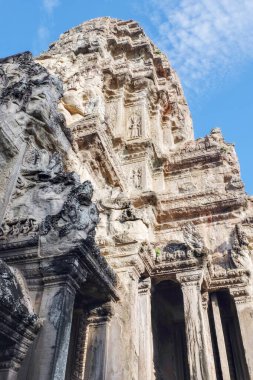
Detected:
left=128, top=111, right=142, bottom=139
left=130, top=167, right=142, bottom=190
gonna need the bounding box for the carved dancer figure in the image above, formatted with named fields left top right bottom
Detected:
left=8, top=220, right=21, bottom=238
left=131, top=168, right=142, bottom=189
left=129, top=112, right=142, bottom=138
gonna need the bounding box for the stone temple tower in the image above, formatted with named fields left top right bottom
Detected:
left=0, top=17, right=253, bottom=380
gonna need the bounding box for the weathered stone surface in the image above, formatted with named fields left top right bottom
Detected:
left=0, top=16, right=253, bottom=380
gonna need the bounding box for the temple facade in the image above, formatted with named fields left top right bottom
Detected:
left=0, top=17, right=253, bottom=380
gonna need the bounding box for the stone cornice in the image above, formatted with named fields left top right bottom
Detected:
left=156, top=192, right=246, bottom=223
left=0, top=239, right=120, bottom=302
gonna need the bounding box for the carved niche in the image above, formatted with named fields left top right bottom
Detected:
left=128, top=111, right=142, bottom=139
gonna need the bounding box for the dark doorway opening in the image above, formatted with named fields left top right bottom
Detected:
left=152, top=280, right=190, bottom=380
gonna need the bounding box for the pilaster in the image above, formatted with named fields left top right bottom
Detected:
left=25, top=282, right=76, bottom=380
left=230, top=287, right=253, bottom=379
left=20, top=255, right=88, bottom=380
left=177, top=272, right=212, bottom=380
left=83, top=303, right=113, bottom=380
left=104, top=267, right=140, bottom=380
left=138, top=278, right=155, bottom=380
left=201, top=292, right=217, bottom=380
left=210, top=293, right=230, bottom=380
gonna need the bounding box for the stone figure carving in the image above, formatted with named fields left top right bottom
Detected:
left=183, top=222, right=208, bottom=257
left=129, top=112, right=142, bottom=138
left=1, top=143, right=97, bottom=244
left=22, top=149, right=64, bottom=182
left=160, top=223, right=208, bottom=262
left=61, top=82, right=105, bottom=123
left=2, top=150, right=80, bottom=228
left=118, top=206, right=148, bottom=225
left=231, top=224, right=253, bottom=273
left=0, top=218, right=38, bottom=240
left=40, top=180, right=99, bottom=239
left=162, top=241, right=193, bottom=261
left=131, top=168, right=142, bottom=189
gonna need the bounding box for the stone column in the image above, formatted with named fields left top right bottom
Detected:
left=83, top=304, right=113, bottom=380
left=178, top=273, right=212, bottom=380
left=230, top=287, right=253, bottom=380
left=210, top=293, right=230, bottom=380
left=138, top=278, right=155, bottom=380
left=202, top=293, right=217, bottom=380
left=104, top=268, right=140, bottom=380
left=64, top=309, right=88, bottom=380
left=26, top=283, right=76, bottom=380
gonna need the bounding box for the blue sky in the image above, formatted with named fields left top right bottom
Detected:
left=1, top=0, right=252, bottom=194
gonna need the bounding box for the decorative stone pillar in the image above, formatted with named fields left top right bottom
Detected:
left=65, top=309, right=88, bottom=380
left=210, top=293, right=230, bottom=380
left=138, top=278, right=155, bottom=380
left=26, top=282, right=76, bottom=380
left=104, top=268, right=140, bottom=380
left=201, top=292, right=217, bottom=380
left=178, top=273, right=212, bottom=380
left=230, top=287, right=253, bottom=379
left=83, top=303, right=113, bottom=380
left=21, top=255, right=88, bottom=380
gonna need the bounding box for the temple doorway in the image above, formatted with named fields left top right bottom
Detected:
left=151, top=280, right=190, bottom=380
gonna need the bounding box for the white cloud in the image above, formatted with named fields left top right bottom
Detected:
left=38, top=26, right=50, bottom=42
left=43, top=0, right=60, bottom=13
left=34, top=25, right=50, bottom=55
left=147, top=0, right=253, bottom=92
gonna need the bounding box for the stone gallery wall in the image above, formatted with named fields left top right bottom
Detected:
left=0, top=17, right=253, bottom=380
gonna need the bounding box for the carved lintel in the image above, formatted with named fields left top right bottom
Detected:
left=177, top=271, right=203, bottom=288
left=209, top=268, right=250, bottom=292
left=39, top=256, right=88, bottom=290
left=229, top=287, right=253, bottom=305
